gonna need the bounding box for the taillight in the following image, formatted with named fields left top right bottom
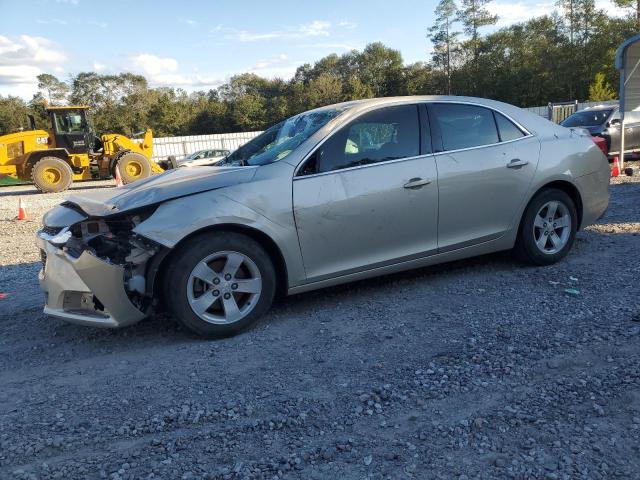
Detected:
left=591, top=136, right=608, bottom=156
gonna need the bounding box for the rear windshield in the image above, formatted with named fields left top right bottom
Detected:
left=561, top=109, right=613, bottom=127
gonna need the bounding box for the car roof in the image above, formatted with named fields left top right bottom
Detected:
left=581, top=104, right=617, bottom=112
left=304, top=95, right=566, bottom=138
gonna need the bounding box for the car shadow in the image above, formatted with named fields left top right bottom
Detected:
left=3, top=217, right=638, bottom=346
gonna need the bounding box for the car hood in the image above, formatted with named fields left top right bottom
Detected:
left=64, top=166, right=258, bottom=217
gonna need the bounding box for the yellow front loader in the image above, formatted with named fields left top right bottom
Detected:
left=0, top=106, right=165, bottom=193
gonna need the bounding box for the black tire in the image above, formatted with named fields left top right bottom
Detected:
left=31, top=156, right=73, bottom=193
left=164, top=232, right=277, bottom=338
left=514, top=188, right=578, bottom=265
left=115, top=152, right=152, bottom=184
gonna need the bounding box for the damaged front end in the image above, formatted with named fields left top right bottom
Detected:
left=36, top=203, right=163, bottom=328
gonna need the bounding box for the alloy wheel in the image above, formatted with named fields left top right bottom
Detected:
left=187, top=251, right=262, bottom=324
left=532, top=200, right=571, bottom=255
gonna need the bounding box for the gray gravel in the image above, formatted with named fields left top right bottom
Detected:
left=1, top=171, right=639, bottom=479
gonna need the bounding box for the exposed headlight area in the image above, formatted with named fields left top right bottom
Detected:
left=66, top=209, right=153, bottom=258
left=37, top=205, right=163, bottom=321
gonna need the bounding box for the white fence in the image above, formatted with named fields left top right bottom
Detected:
left=151, top=131, right=261, bottom=161
left=524, top=100, right=618, bottom=119
left=150, top=100, right=619, bottom=161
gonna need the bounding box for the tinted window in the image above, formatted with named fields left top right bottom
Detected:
left=313, top=105, right=420, bottom=174
left=431, top=104, right=499, bottom=151
left=495, top=112, right=525, bottom=141
left=560, top=109, right=613, bottom=127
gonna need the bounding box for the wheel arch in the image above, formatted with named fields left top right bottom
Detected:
left=25, top=149, right=72, bottom=170
left=149, top=223, right=289, bottom=305
left=520, top=179, right=584, bottom=233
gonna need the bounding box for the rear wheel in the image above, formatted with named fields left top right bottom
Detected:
left=31, top=156, right=73, bottom=193
left=514, top=188, right=577, bottom=265
left=165, top=232, right=276, bottom=338
left=115, top=152, right=151, bottom=184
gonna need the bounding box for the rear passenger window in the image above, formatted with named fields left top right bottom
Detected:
left=312, top=105, right=420, bottom=174
left=494, top=112, right=526, bottom=141
left=431, top=103, right=499, bottom=151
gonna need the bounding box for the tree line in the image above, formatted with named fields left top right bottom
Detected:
left=0, top=1, right=637, bottom=137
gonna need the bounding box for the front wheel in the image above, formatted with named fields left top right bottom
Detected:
left=165, top=232, right=276, bottom=338
left=514, top=188, right=578, bottom=265
left=31, top=156, right=73, bottom=193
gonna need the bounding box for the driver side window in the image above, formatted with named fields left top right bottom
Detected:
left=300, top=105, right=420, bottom=175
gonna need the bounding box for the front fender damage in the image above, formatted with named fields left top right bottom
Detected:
left=37, top=205, right=166, bottom=327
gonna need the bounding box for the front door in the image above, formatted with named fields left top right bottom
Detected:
left=428, top=102, right=540, bottom=251
left=293, top=104, right=438, bottom=282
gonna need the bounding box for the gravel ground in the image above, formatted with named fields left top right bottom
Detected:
left=0, top=170, right=639, bottom=480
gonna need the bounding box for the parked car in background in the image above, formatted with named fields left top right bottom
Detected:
left=560, top=104, right=640, bottom=156
left=179, top=149, right=230, bottom=167
left=36, top=96, right=609, bottom=338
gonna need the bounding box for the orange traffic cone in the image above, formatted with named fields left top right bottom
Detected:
left=611, top=156, right=620, bottom=177
left=114, top=164, right=124, bottom=187
left=16, top=197, right=28, bottom=220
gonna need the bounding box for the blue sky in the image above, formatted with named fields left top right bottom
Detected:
left=0, top=0, right=622, bottom=99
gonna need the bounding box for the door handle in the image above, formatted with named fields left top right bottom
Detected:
left=506, top=159, right=529, bottom=168
left=403, top=177, right=432, bottom=189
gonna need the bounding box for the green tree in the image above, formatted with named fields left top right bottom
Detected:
left=428, top=0, right=460, bottom=94
left=588, top=72, right=617, bottom=101
left=355, top=43, right=405, bottom=97
left=612, top=0, right=640, bottom=25
left=0, top=96, right=30, bottom=134
left=36, top=74, right=69, bottom=105
left=457, top=0, right=497, bottom=62
left=304, top=73, right=343, bottom=108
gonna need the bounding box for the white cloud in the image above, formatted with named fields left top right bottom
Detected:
left=131, top=53, right=178, bottom=76
left=299, top=21, right=331, bottom=37
left=0, top=35, right=68, bottom=98
left=247, top=54, right=302, bottom=79
left=180, top=18, right=198, bottom=26
left=55, top=0, right=79, bottom=4
left=151, top=73, right=193, bottom=86
left=595, top=0, right=627, bottom=16
left=487, top=2, right=555, bottom=27
left=87, top=20, right=108, bottom=28
left=0, top=65, right=41, bottom=85
left=129, top=53, right=197, bottom=87
left=254, top=54, right=289, bottom=69
left=0, top=35, right=66, bottom=65
left=93, top=61, right=107, bottom=72
left=36, top=18, right=68, bottom=25
left=300, top=42, right=360, bottom=51
left=337, top=20, right=358, bottom=29
left=192, top=74, right=225, bottom=88
left=226, top=20, right=334, bottom=42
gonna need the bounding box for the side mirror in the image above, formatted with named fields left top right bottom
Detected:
left=609, top=118, right=621, bottom=126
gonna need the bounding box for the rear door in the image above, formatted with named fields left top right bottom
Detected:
left=428, top=102, right=540, bottom=251
left=293, top=104, right=439, bottom=282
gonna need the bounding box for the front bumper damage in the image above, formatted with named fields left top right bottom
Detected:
left=36, top=207, right=161, bottom=328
